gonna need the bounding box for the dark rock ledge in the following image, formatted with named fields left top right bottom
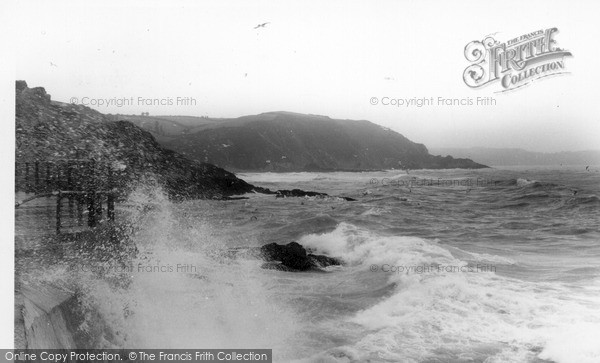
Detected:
left=252, top=187, right=356, bottom=201
left=233, top=242, right=342, bottom=272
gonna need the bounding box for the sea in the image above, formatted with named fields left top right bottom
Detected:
left=16, top=166, right=600, bottom=363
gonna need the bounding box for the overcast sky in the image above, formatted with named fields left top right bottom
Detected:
left=14, top=0, right=600, bottom=152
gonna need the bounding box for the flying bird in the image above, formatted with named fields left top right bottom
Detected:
left=254, top=22, right=270, bottom=29
left=50, top=62, right=58, bottom=67
left=586, top=166, right=590, bottom=171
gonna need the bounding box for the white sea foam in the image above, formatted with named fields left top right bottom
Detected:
left=299, top=223, right=600, bottom=363
left=448, top=247, right=517, bottom=265
left=76, top=184, right=300, bottom=355
left=517, top=178, right=538, bottom=187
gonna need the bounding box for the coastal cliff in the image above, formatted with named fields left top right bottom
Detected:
left=122, top=111, right=488, bottom=171
left=16, top=81, right=254, bottom=199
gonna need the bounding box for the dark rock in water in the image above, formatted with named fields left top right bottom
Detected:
left=261, top=242, right=312, bottom=270
left=219, top=196, right=250, bottom=200
left=276, top=189, right=328, bottom=198
left=259, top=242, right=341, bottom=272
left=253, top=186, right=356, bottom=201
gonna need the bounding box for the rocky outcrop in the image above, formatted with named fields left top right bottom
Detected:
left=234, top=242, right=342, bottom=272
left=260, top=242, right=342, bottom=271
left=253, top=187, right=356, bottom=201
left=16, top=81, right=254, bottom=199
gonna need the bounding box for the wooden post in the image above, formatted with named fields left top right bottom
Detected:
left=107, top=165, right=113, bottom=189
left=77, top=194, right=84, bottom=226
left=87, top=192, right=96, bottom=227
left=107, top=193, right=115, bottom=221
left=45, top=162, right=51, bottom=191
left=67, top=163, right=74, bottom=217
left=34, top=161, right=39, bottom=191
left=67, top=162, right=73, bottom=190
left=68, top=195, right=74, bottom=218
left=87, top=159, right=95, bottom=192
left=56, top=192, right=62, bottom=234
left=95, top=193, right=103, bottom=222
left=25, top=163, right=30, bottom=193
left=55, top=162, right=61, bottom=191
left=87, top=160, right=97, bottom=227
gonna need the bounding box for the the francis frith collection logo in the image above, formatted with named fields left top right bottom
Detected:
left=463, top=28, right=572, bottom=92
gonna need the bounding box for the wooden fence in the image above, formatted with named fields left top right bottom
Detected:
left=15, top=160, right=118, bottom=234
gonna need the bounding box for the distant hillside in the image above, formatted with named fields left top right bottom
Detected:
left=16, top=81, right=253, bottom=199
left=112, top=114, right=234, bottom=144
left=156, top=111, right=487, bottom=172
left=429, top=147, right=600, bottom=167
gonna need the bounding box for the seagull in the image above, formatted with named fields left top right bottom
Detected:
left=50, top=62, right=58, bottom=67
left=586, top=166, right=590, bottom=171
left=254, top=22, right=270, bottom=29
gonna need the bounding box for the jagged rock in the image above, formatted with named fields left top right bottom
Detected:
left=15, top=81, right=254, bottom=200
left=259, top=242, right=342, bottom=272
left=260, top=242, right=312, bottom=270
left=226, top=242, right=342, bottom=272
left=276, top=189, right=327, bottom=198
left=16, top=80, right=28, bottom=92
left=252, top=186, right=355, bottom=201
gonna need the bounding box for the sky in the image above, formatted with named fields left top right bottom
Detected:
left=12, top=0, right=600, bottom=152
